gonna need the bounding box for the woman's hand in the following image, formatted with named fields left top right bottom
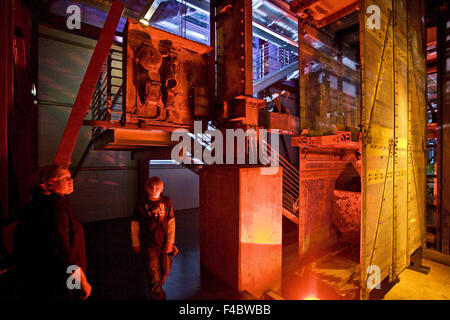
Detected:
left=80, top=279, right=92, bottom=300
left=78, top=267, right=92, bottom=300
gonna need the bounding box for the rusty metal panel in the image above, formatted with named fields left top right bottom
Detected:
left=360, top=0, right=426, bottom=298
left=124, top=19, right=213, bottom=125
left=296, top=144, right=361, bottom=263
left=212, top=0, right=253, bottom=102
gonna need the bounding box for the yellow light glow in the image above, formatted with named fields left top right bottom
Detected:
left=303, top=295, right=320, bottom=300
left=139, top=19, right=150, bottom=26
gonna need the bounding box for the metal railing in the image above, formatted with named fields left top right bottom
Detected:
left=183, top=126, right=300, bottom=218
left=261, top=139, right=299, bottom=217
left=253, top=42, right=298, bottom=82
left=90, top=48, right=123, bottom=137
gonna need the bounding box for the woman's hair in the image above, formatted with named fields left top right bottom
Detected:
left=145, top=176, right=163, bottom=190
left=30, top=164, right=67, bottom=196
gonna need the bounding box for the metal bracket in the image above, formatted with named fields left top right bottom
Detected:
left=408, top=247, right=430, bottom=275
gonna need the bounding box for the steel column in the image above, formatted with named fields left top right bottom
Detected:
left=211, top=0, right=253, bottom=102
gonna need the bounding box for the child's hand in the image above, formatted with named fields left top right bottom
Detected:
left=165, top=242, right=173, bottom=254
left=132, top=246, right=140, bottom=254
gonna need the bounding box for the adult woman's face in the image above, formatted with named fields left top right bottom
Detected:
left=49, top=168, right=74, bottom=195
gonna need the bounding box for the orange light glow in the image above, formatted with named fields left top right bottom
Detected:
left=303, top=295, right=320, bottom=300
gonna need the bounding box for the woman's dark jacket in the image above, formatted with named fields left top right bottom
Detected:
left=14, top=193, right=87, bottom=298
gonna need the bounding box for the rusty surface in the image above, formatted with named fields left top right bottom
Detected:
left=333, top=190, right=361, bottom=244
left=290, top=0, right=358, bottom=28
left=259, top=110, right=299, bottom=135
left=212, top=0, right=253, bottom=102
left=124, top=20, right=212, bottom=125
left=292, top=131, right=359, bottom=148
left=200, top=166, right=282, bottom=298
left=296, top=142, right=361, bottom=264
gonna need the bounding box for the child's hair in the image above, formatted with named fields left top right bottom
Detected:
left=145, top=176, right=163, bottom=189
left=31, top=164, right=68, bottom=196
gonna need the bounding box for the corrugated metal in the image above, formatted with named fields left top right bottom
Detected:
left=360, top=0, right=426, bottom=299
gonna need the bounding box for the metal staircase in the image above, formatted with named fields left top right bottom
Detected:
left=261, top=139, right=299, bottom=223
left=180, top=124, right=299, bottom=223
left=253, top=41, right=299, bottom=95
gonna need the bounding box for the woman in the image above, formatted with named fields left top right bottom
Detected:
left=14, top=165, right=92, bottom=300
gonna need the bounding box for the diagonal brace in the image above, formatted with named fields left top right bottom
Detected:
left=53, top=0, right=124, bottom=166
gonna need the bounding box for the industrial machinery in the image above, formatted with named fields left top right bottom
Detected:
left=52, top=0, right=428, bottom=300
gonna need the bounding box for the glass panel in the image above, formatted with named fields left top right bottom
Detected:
left=252, top=0, right=299, bottom=94
left=299, top=34, right=360, bottom=134
left=149, top=0, right=210, bottom=45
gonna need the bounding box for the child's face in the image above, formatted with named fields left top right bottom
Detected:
left=146, top=183, right=163, bottom=200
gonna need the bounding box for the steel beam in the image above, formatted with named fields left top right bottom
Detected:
left=253, top=61, right=298, bottom=95
left=53, top=0, right=124, bottom=166
left=252, top=21, right=298, bottom=51
left=316, top=1, right=359, bottom=28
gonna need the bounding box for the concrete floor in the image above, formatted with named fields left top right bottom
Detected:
left=82, top=208, right=240, bottom=300
left=383, top=259, right=450, bottom=300
left=1, top=207, right=449, bottom=300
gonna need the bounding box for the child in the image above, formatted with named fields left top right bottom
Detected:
left=131, top=176, right=176, bottom=300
